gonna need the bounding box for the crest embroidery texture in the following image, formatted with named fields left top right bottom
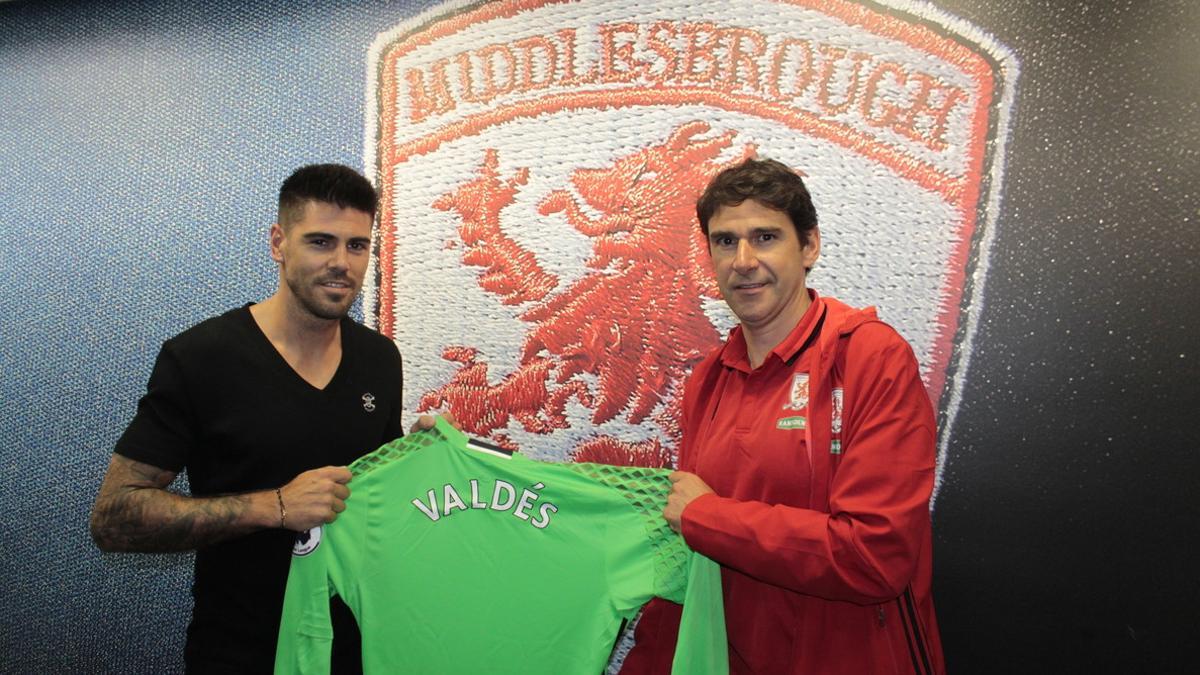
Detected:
left=418, top=123, right=750, bottom=462
left=364, top=0, right=1018, bottom=487
left=786, top=373, right=810, bottom=411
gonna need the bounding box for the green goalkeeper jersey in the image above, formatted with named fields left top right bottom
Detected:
left=274, top=417, right=727, bottom=674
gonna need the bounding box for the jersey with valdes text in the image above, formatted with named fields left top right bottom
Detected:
left=275, top=417, right=726, bottom=674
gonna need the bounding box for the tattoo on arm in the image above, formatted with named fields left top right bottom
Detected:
left=90, top=455, right=264, bottom=552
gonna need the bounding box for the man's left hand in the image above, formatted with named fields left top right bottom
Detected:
left=664, top=471, right=715, bottom=534
left=409, top=410, right=461, bottom=435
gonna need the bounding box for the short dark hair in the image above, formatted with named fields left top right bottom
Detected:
left=696, top=157, right=818, bottom=245
left=277, top=164, right=378, bottom=227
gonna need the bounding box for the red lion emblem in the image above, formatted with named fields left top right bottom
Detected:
left=418, top=121, right=755, bottom=465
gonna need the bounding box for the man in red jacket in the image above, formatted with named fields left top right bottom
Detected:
left=622, top=158, right=944, bottom=674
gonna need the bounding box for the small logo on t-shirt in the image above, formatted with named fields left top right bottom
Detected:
left=362, top=393, right=376, bottom=412
left=292, top=526, right=322, bottom=556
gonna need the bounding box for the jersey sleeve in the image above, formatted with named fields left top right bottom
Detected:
left=680, top=328, right=937, bottom=604
left=275, top=537, right=335, bottom=675
left=113, top=342, right=196, bottom=472
left=670, top=552, right=727, bottom=675
left=571, top=463, right=728, bottom=675
left=569, top=464, right=691, bottom=604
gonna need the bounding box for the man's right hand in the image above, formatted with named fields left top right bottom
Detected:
left=277, top=466, right=352, bottom=532
left=664, top=471, right=716, bottom=534
left=89, top=455, right=356, bottom=552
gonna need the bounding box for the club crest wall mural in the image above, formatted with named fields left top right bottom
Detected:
left=365, top=0, right=1017, bottom=494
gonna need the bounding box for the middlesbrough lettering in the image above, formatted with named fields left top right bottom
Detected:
left=403, top=21, right=965, bottom=152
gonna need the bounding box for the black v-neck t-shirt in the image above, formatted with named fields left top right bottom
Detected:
left=116, top=305, right=403, bottom=672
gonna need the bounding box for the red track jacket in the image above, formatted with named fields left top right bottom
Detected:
left=623, top=292, right=944, bottom=675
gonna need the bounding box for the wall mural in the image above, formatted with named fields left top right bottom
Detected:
left=367, top=0, right=1017, bottom=496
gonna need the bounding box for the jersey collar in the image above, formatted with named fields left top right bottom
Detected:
left=433, top=416, right=514, bottom=458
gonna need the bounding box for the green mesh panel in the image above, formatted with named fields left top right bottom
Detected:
left=563, top=462, right=690, bottom=598
left=350, top=431, right=438, bottom=478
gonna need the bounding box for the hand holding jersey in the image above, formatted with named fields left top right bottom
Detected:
left=278, top=466, right=353, bottom=532
left=664, top=471, right=715, bottom=534
left=407, top=410, right=459, bottom=435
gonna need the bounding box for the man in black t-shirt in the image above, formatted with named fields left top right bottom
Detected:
left=90, top=164, right=409, bottom=673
